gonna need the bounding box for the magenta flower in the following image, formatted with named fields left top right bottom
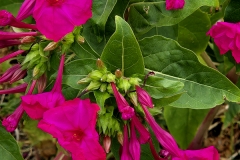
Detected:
left=0, top=40, right=22, bottom=49
left=166, top=0, right=185, bottom=10
left=2, top=81, right=36, bottom=132
left=0, top=10, right=36, bottom=30
left=38, top=98, right=106, bottom=160
left=2, top=105, right=24, bottom=132
left=141, top=104, right=220, bottom=159
left=0, top=50, right=25, bottom=64
left=136, top=85, right=154, bottom=108
left=111, top=82, right=135, bottom=120
left=0, top=64, right=21, bottom=83
left=16, top=0, right=36, bottom=21
left=129, top=120, right=141, bottom=160
left=207, top=22, right=240, bottom=63
left=121, top=124, right=133, bottom=160
left=32, top=0, right=92, bottom=41
left=0, top=83, right=27, bottom=94
left=21, top=54, right=65, bottom=119
left=0, top=31, right=38, bottom=41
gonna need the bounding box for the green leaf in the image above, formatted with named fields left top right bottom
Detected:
left=139, top=36, right=240, bottom=109
left=178, top=9, right=211, bottom=55
left=94, top=91, right=111, bottom=115
left=0, top=0, right=23, bottom=16
left=223, top=102, right=240, bottom=128
left=0, top=123, right=24, bottom=160
left=164, top=107, right=209, bottom=149
left=101, top=16, right=144, bottom=77
left=224, top=0, right=240, bottom=23
left=143, top=76, right=184, bottom=99
left=128, top=0, right=218, bottom=35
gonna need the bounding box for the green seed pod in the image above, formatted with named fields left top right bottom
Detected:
left=118, top=78, right=131, bottom=93
left=89, top=70, right=103, bottom=81
left=86, top=81, right=101, bottom=91
left=100, top=83, right=108, bottom=92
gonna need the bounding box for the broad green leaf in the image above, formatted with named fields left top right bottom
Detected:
left=178, top=9, right=211, bottom=55
left=83, top=0, right=117, bottom=54
left=71, top=41, right=100, bottom=59
left=164, top=107, right=209, bottom=149
left=94, top=91, right=111, bottom=115
left=101, top=16, right=144, bottom=77
left=128, top=0, right=218, bottom=35
left=0, top=123, right=24, bottom=160
left=143, top=76, right=184, bottom=99
left=139, top=36, right=240, bottom=109
left=224, top=0, right=240, bottom=22
left=223, top=102, right=240, bottom=128
left=0, top=0, right=23, bottom=16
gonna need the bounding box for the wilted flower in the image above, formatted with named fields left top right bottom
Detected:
left=33, top=0, right=92, bottom=41
left=38, top=98, right=106, bottom=160
left=0, top=40, right=22, bottom=49
left=207, top=22, right=240, bottom=63
left=166, top=0, right=185, bottom=10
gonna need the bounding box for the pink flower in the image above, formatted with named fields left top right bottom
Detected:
left=166, top=0, right=185, bottom=10
left=21, top=54, right=65, bottom=119
left=111, top=82, right=135, bottom=120
left=0, top=50, right=25, bottom=64
left=141, top=104, right=220, bottom=159
left=129, top=120, right=141, bottom=160
left=38, top=98, right=106, bottom=160
left=0, top=40, right=22, bottom=49
left=136, top=85, right=154, bottom=108
left=207, top=22, right=240, bottom=63
left=2, top=81, right=36, bottom=132
left=0, top=83, right=27, bottom=94
left=0, top=31, right=37, bottom=41
left=103, top=135, right=111, bottom=153
left=33, top=0, right=92, bottom=41
left=2, top=105, right=24, bottom=132
left=16, top=0, right=36, bottom=21
left=0, top=10, right=37, bottom=30
left=121, top=124, right=133, bottom=160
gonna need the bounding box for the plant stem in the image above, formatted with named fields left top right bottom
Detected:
left=200, top=52, right=218, bottom=70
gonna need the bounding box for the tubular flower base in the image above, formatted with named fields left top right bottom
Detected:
left=33, top=0, right=92, bottom=41
left=0, top=83, right=28, bottom=94
left=38, top=98, right=106, bottom=160
left=166, top=0, right=185, bottom=10
left=21, top=54, right=65, bottom=119
left=16, top=0, right=36, bottom=21
left=207, top=22, right=240, bottom=63
left=0, top=31, right=38, bottom=41
left=0, top=50, right=25, bottom=64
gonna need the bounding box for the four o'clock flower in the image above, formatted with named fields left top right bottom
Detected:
left=129, top=119, right=141, bottom=160
left=121, top=124, right=133, bottom=160
left=32, top=0, right=92, bottom=41
left=21, top=54, right=65, bottom=119
left=0, top=40, right=22, bottom=49
left=111, top=82, right=135, bottom=120
left=0, top=50, right=25, bottom=64
left=16, top=0, right=36, bottom=21
left=38, top=98, right=106, bottom=160
left=0, top=10, right=37, bottom=30
left=0, top=83, right=28, bottom=94
left=136, top=85, right=154, bottom=108
left=166, top=0, right=185, bottom=10
left=0, top=31, right=38, bottom=41
left=2, top=81, right=36, bottom=132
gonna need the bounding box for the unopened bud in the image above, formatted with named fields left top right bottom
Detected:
left=107, top=84, right=114, bottom=94
left=43, top=42, right=58, bottom=51
left=10, top=68, right=27, bottom=84
left=118, top=78, right=131, bottom=93
left=117, top=132, right=123, bottom=145
left=100, top=74, right=107, bottom=82
left=37, top=74, right=47, bottom=93
left=129, top=77, right=141, bottom=86
left=77, top=35, right=85, bottom=44
left=89, top=70, right=103, bottom=81
left=103, top=136, right=111, bottom=153
left=21, top=36, right=36, bottom=43
left=86, top=81, right=101, bottom=91
left=96, top=59, right=107, bottom=71
left=100, top=83, right=107, bottom=92
left=77, top=77, right=91, bottom=84
left=115, top=69, right=122, bottom=78
left=128, top=92, right=138, bottom=106
left=106, top=73, right=116, bottom=83
left=33, top=63, right=47, bottom=78
left=22, top=50, right=39, bottom=65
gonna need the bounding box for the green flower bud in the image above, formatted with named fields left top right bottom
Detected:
left=89, top=70, right=103, bottom=81
left=128, top=92, right=138, bottom=106
left=100, top=74, right=107, bottom=82
left=106, top=73, right=116, bottom=83
left=33, top=63, right=47, bottom=78
left=86, top=81, right=101, bottom=91
left=107, top=84, right=114, bottom=94
left=62, top=32, right=74, bottom=53
left=96, top=59, right=107, bottom=72
left=27, top=56, right=41, bottom=69
left=77, top=77, right=91, bottom=84
left=100, top=83, right=108, bottom=92
left=129, top=77, right=141, bottom=86
left=118, top=78, right=131, bottom=93
left=22, top=50, right=39, bottom=65
left=43, top=42, right=58, bottom=51
left=76, top=35, right=85, bottom=44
